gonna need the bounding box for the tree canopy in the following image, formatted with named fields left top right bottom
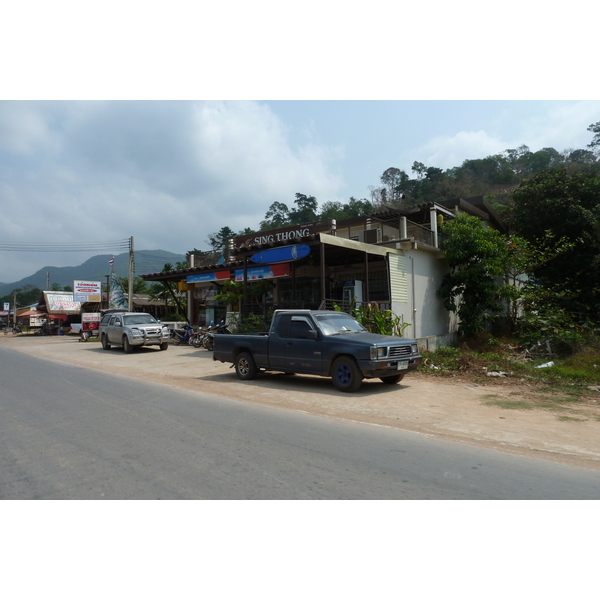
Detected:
left=507, top=169, right=600, bottom=317
left=438, top=214, right=508, bottom=336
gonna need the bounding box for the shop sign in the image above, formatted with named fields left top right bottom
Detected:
left=45, top=293, right=81, bottom=312
left=235, top=264, right=290, bottom=281
left=234, top=223, right=316, bottom=249
left=74, top=280, right=102, bottom=302
left=82, top=312, right=101, bottom=331
left=187, top=270, right=230, bottom=283
left=250, top=244, right=310, bottom=264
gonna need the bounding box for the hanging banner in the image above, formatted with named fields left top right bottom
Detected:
left=109, top=272, right=128, bottom=310
left=234, top=263, right=290, bottom=281
left=187, top=270, right=230, bottom=284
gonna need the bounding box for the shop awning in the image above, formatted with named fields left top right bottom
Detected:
left=41, top=292, right=81, bottom=315
left=17, top=309, right=45, bottom=318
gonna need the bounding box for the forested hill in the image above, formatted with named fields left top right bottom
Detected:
left=373, top=143, right=599, bottom=209
left=0, top=250, right=186, bottom=298
left=207, top=133, right=600, bottom=248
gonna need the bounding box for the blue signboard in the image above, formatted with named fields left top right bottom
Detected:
left=250, top=244, right=310, bottom=264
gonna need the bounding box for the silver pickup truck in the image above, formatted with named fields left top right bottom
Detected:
left=99, top=311, right=170, bottom=353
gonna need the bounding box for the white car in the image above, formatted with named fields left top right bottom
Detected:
left=69, top=323, right=83, bottom=335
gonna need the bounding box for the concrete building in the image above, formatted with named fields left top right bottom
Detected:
left=141, top=196, right=505, bottom=349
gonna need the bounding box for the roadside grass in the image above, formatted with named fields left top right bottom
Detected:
left=419, top=342, right=600, bottom=417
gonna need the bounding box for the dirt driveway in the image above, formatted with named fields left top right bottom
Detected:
left=3, top=334, right=600, bottom=471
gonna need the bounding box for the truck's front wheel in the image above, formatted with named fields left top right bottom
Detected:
left=235, top=351, right=258, bottom=380
left=101, top=333, right=111, bottom=350
left=332, top=356, right=363, bottom=392
left=123, top=336, right=133, bottom=354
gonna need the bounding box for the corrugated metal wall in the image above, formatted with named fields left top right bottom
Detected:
left=388, top=254, right=408, bottom=303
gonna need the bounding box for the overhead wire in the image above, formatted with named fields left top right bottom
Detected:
left=0, top=239, right=131, bottom=252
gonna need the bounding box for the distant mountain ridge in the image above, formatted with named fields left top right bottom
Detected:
left=0, top=250, right=186, bottom=297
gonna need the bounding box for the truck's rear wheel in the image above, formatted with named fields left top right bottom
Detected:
left=331, top=356, right=363, bottom=392
left=235, top=351, right=257, bottom=380
left=380, top=373, right=405, bottom=385
left=101, top=333, right=111, bottom=350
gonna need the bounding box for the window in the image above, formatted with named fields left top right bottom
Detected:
left=289, top=317, right=312, bottom=339
left=276, top=314, right=293, bottom=338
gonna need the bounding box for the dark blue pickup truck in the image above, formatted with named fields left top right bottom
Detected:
left=213, top=310, right=422, bottom=392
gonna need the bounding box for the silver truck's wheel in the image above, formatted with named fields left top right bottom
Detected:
left=331, top=356, right=363, bottom=392
left=235, top=351, right=257, bottom=380
left=123, top=336, right=133, bottom=353
left=159, top=342, right=169, bottom=351
left=101, top=333, right=111, bottom=350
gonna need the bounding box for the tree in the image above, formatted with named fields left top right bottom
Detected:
left=117, top=276, right=149, bottom=295
left=438, top=214, right=508, bottom=337
left=507, top=169, right=600, bottom=317
left=588, top=121, right=600, bottom=150
left=319, top=201, right=347, bottom=221
left=289, top=193, right=318, bottom=225
left=502, top=232, right=575, bottom=330
left=345, top=197, right=373, bottom=217
left=207, top=226, right=235, bottom=254
left=411, top=161, right=427, bottom=181
left=147, top=263, right=187, bottom=320
left=380, top=167, right=409, bottom=202
left=259, top=201, right=290, bottom=230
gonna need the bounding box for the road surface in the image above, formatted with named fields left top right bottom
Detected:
left=2, top=346, right=600, bottom=499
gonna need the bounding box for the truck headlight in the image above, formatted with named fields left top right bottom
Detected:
left=370, top=346, right=388, bottom=360
left=411, top=343, right=418, bottom=354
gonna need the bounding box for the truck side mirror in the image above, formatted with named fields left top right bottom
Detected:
left=307, top=329, right=318, bottom=340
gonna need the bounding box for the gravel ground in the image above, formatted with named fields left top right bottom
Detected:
left=3, top=333, right=600, bottom=470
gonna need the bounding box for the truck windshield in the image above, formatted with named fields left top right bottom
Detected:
left=314, top=313, right=366, bottom=335
left=123, top=314, right=157, bottom=325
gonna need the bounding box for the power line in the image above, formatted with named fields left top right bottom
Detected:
left=0, top=239, right=130, bottom=252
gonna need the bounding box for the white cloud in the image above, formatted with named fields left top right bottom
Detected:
left=0, top=101, right=344, bottom=283
left=400, top=130, right=507, bottom=172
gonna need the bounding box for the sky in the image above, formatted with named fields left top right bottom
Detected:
left=1, top=4, right=598, bottom=285
left=1, top=99, right=598, bottom=284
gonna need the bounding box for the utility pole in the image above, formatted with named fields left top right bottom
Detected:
left=13, top=289, right=17, bottom=328
left=104, top=275, right=110, bottom=310
left=128, top=236, right=134, bottom=312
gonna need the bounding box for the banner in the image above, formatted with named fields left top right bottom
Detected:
left=234, top=263, right=290, bottom=281
left=187, top=270, right=230, bottom=283
left=109, top=272, right=128, bottom=310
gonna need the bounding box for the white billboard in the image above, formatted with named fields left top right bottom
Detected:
left=74, top=280, right=102, bottom=303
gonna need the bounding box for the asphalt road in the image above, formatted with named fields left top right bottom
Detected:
left=2, top=345, right=600, bottom=499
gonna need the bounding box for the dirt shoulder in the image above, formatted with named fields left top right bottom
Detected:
left=3, top=333, right=600, bottom=471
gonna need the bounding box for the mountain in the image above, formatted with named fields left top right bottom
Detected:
left=0, top=250, right=186, bottom=297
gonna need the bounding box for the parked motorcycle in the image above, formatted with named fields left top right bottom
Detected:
left=202, top=321, right=231, bottom=351
left=170, top=323, right=195, bottom=346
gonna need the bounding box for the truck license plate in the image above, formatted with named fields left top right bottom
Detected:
left=397, top=360, right=408, bottom=370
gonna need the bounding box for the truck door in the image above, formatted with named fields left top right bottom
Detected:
left=283, top=315, right=322, bottom=373
left=268, top=313, right=293, bottom=370
left=108, top=314, right=123, bottom=344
